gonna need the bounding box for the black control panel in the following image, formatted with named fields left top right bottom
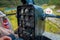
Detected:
left=17, top=5, right=35, bottom=40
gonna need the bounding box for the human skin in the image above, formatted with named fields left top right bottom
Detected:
left=0, top=27, right=14, bottom=35
left=0, top=27, right=14, bottom=40
left=0, top=36, right=12, bottom=40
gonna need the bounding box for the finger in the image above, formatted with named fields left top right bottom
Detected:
left=0, top=27, right=10, bottom=35
left=3, top=36, right=12, bottom=40
left=5, top=29, right=14, bottom=34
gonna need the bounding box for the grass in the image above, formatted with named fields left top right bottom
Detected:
left=7, top=15, right=18, bottom=30
left=45, top=20, right=60, bottom=34
left=42, top=5, right=60, bottom=34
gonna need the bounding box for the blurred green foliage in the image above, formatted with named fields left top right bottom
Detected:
left=34, top=0, right=49, bottom=5
left=49, top=0, right=60, bottom=6
left=0, top=0, right=60, bottom=7
left=0, top=0, right=21, bottom=7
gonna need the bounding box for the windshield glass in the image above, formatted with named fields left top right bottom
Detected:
left=34, top=0, right=60, bottom=36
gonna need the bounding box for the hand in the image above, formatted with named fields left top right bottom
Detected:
left=0, top=27, right=14, bottom=36
left=0, top=36, right=12, bottom=40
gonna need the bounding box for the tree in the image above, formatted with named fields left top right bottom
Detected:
left=49, top=0, right=60, bottom=6
left=0, top=0, right=21, bottom=7
left=34, top=0, right=49, bottom=5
